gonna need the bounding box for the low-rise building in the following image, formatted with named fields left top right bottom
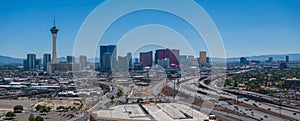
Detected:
left=48, top=62, right=80, bottom=73
left=284, top=78, right=300, bottom=85
left=91, top=103, right=209, bottom=121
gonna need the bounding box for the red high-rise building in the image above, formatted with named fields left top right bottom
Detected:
left=155, top=48, right=179, bottom=67
left=140, top=51, right=153, bottom=67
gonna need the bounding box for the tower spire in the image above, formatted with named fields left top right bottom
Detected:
left=54, top=17, right=56, bottom=27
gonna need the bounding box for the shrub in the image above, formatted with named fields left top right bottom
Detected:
left=6, top=111, right=16, bottom=119
left=14, top=105, right=23, bottom=113
left=28, top=114, right=35, bottom=121
left=35, top=116, right=44, bottom=121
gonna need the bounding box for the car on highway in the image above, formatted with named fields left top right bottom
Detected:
left=253, top=103, right=257, bottom=107
left=209, top=115, right=217, bottom=120
left=245, top=108, right=252, bottom=111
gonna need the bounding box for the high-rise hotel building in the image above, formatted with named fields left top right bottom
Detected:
left=100, top=45, right=117, bottom=71
left=23, top=53, right=41, bottom=71
left=140, top=51, right=153, bottom=67
left=199, top=51, right=207, bottom=64
left=155, top=48, right=179, bottom=67
left=43, top=53, right=51, bottom=71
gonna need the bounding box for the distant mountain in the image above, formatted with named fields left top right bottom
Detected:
left=87, top=57, right=100, bottom=63
left=1, top=53, right=299, bottom=65
left=0, top=56, right=68, bottom=65
left=0, top=55, right=23, bottom=65
left=57, top=57, right=66, bottom=62
left=226, top=53, right=300, bottom=62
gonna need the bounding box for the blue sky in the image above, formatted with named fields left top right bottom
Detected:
left=0, top=0, right=299, bottom=58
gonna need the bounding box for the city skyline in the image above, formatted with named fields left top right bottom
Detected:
left=1, top=0, right=300, bottom=58
left=0, top=1, right=300, bottom=121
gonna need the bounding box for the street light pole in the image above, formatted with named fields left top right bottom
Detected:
left=279, top=81, right=282, bottom=117
left=174, top=79, right=176, bottom=102
left=236, top=96, right=241, bottom=121
left=190, top=66, right=197, bottom=101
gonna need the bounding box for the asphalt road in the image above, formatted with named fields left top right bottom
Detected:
left=177, top=77, right=288, bottom=120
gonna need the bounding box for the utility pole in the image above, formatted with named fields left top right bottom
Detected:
left=194, top=70, right=196, bottom=99
left=279, top=82, right=282, bottom=117
left=237, top=95, right=241, bottom=121
left=174, top=79, right=176, bottom=102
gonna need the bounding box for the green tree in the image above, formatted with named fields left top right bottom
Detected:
left=46, top=107, right=52, bottom=112
left=40, top=106, right=50, bottom=114
left=110, top=95, right=115, bottom=104
left=14, top=105, right=24, bottom=113
left=56, top=106, right=65, bottom=110
left=70, top=106, right=77, bottom=111
left=6, top=111, right=16, bottom=119
left=117, top=89, right=123, bottom=97
left=28, top=114, right=35, bottom=121
left=35, top=105, right=42, bottom=111
left=35, top=116, right=44, bottom=121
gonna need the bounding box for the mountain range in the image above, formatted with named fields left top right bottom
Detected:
left=225, top=53, right=300, bottom=62
left=0, top=53, right=300, bottom=65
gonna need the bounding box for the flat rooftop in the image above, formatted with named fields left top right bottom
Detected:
left=92, top=104, right=151, bottom=120
left=91, top=103, right=208, bottom=121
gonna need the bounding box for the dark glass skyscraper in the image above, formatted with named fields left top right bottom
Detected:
left=102, top=53, right=112, bottom=71
left=127, top=52, right=132, bottom=68
left=240, top=57, right=249, bottom=65
left=67, top=55, right=75, bottom=63
left=43, top=53, right=51, bottom=71
left=24, top=53, right=40, bottom=71
left=268, top=57, right=273, bottom=63
left=100, top=45, right=117, bottom=71
left=28, top=54, right=36, bottom=70
left=286, top=56, right=289, bottom=63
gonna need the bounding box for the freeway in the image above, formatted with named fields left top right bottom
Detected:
left=178, top=101, right=256, bottom=121
left=202, top=74, right=300, bottom=120
left=238, top=97, right=299, bottom=120
left=176, top=77, right=289, bottom=120
left=74, top=72, right=300, bottom=121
